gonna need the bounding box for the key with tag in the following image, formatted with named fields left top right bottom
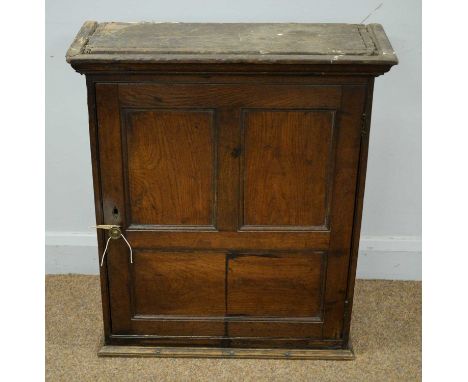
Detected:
left=93, top=225, right=133, bottom=266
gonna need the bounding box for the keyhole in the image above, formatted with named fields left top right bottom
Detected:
left=112, top=206, right=119, bottom=219
left=231, top=147, right=241, bottom=158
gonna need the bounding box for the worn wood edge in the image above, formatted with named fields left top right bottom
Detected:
left=366, top=24, right=398, bottom=65
left=68, top=52, right=396, bottom=65
left=66, top=20, right=98, bottom=62
left=69, top=59, right=394, bottom=76
left=98, top=344, right=355, bottom=360
left=66, top=22, right=397, bottom=74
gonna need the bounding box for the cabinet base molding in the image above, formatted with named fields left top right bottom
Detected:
left=98, top=344, right=355, bottom=360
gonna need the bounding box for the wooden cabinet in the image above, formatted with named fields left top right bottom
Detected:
left=67, top=22, right=397, bottom=359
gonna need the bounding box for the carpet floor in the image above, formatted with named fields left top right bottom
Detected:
left=46, top=275, right=421, bottom=381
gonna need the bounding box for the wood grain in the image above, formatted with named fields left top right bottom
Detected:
left=126, top=230, right=330, bottom=250
left=85, top=23, right=376, bottom=56
left=227, top=321, right=323, bottom=339
left=95, top=84, right=132, bottom=334
left=227, top=253, right=324, bottom=317
left=124, top=109, right=215, bottom=227
left=86, top=78, right=111, bottom=341
left=132, top=251, right=225, bottom=316
left=119, top=83, right=341, bottom=109
left=98, top=344, right=354, bottom=360
left=66, top=21, right=398, bottom=71
left=322, top=86, right=366, bottom=338
left=242, top=110, right=334, bottom=229
left=342, top=78, right=375, bottom=343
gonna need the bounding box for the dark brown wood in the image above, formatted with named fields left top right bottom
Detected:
left=132, top=251, right=225, bottom=316
left=342, top=78, right=376, bottom=343
left=85, top=77, right=111, bottom=342
left=124, top=109, right=216, bottom=227
left=227, top=252, right=325, bottom=318
left=67, top=22, right=397, bottom=359
left=241, top=110, right=335, bottom=230
left=323, top=85, right=367, bottom=339
left=118, top=83, right=342, bottom=108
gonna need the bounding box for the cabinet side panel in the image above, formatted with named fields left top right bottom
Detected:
left=342, top=79, right=375, bottom=344
left=322, top=86, right=367, bottom=339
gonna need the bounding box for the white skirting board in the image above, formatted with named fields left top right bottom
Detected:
left=45, top=232, right=421, bottom=280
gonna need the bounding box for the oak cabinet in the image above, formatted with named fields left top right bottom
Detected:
left=67, top=22, right=397, bottom=359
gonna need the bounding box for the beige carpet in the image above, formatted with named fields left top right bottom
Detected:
left=46, top=275, right=421, bottom=381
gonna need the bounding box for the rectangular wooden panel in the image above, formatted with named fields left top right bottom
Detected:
left=227, top=253, right=325, bottom=318
left=124, top=109, right=216, bottom=228
left=241, top=110, right=335, bottom=230
left=132, top=251, right=226, bottom=316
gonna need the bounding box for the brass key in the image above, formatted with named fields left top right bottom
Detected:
left=93, top=225, right=133, bottom=265
left=94, top=225, right=122, bottom=239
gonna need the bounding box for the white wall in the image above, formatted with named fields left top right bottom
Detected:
left=45, top=0, right=421, bottom=279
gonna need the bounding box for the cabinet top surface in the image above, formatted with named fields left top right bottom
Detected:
left=66, top=21, right=397, bottom=69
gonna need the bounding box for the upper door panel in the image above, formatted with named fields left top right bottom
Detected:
left=124, top=109, right=216, bottom=230
left=97, top=83, right=363, bottom=254
left=118, top=83, right=341, bottom=239
left=241, top=109, right=335, bottom=231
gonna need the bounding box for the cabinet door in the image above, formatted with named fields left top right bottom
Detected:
left=95, top=82, right=365, bottom=347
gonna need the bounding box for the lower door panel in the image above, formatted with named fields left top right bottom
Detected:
left=227, top=252, right=325, bottom=318
left=132, top=251, right=225, bottom=317
left=226, top=252, right=325, bottom=339
left=111, top=250, right=325, bottom=342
